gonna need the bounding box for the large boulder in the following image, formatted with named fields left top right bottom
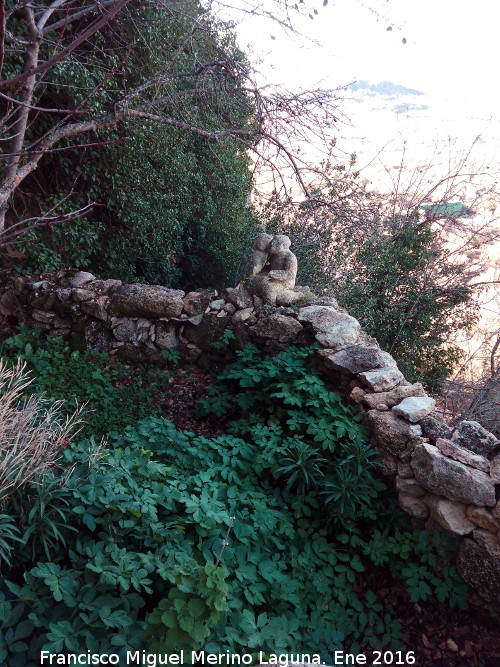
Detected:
left=108, top=284, right=184, bottom=319
left=453, top=420, right=498, bottom=458
left=297, top=306, right=360, bottom=348
left=365, top=410, right=416, bottom=456
left=411, top=443, right=496, bottom=507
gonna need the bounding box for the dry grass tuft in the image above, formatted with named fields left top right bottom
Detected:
left=0, top=359, right=83, bottom=500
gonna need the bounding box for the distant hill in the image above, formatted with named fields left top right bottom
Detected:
left=349, top=80, right=424, bottom=97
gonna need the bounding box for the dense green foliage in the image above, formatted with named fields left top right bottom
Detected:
left=1, top=326, right=172, bottom=439
left=8, top=1, right=257, bottom=288
left=264, top=164, right=479, bottom=387
left=0, top=344, right=466, bottom=665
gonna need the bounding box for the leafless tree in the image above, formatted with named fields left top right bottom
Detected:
left=0, top=0, right=341, bottom=245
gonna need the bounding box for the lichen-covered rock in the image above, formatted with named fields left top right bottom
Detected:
left=392, top=396, right=436, bottom=423
left=457, top=537, right=500, bottom=607
left=183, top=291, right=213, bottom=316
left=362, top=383, right=426, bottom=409
left=68, top=271, right=96, bottom=288
left=297, top=306, right=360, bottom=348
left=453, top=420, right=498, bottom=458
left=466, top=506, right=500, bottom=533
left=112, top=317, right=137, bottom=343
left=359, top=368, right=404, bottom=392
left=108, top=284, right=184, bottom=319
left=81, top=296, right=109, bottom=321
left=317, top=345, right=397, bottom=375
left=365, top=410, right=416, bottom=456
left=420, top=414, right=453, bottom=442
left=411, top=443, right=496, bottom=507
left=435, top=438, right=490, bottom=473
left=155, top=322, right=180, bottom=349
left=425, top=496, right=476, bottom=535
left=251, top=314, right=303, bottom=343
left=222, top=284, right=254, bottom=309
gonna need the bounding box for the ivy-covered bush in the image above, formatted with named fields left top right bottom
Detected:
left=0, top=346, right=466, bottom=665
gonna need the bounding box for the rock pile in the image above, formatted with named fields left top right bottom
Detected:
left=1, top=270, right=499, bottom=614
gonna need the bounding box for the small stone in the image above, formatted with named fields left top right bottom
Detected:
left=466, top=506, right=500, bottom=533
left=398, top=493, right=429, bottom=519
left=28, top=280, right=49, bottom=290
left=233, top=307, right=254, bottom=323
left=223, top=303, right=236, bottom=315
left=156, top=322, right=180, bottom=349
left=68, top=271, right=96, bottom=288
left=31, top=309, right=55, bottom=324
left=112, top=318, right=137, bottom=343
left=216, top=310, right=226, bottom=318
left=209, top=299, right=225, bottom=311
left=453, top=420, right=498, bottom=458
left=81, top=296, right=109, bottom=321
left=392, top=396, right=436, bottom=423
left=317, top=345, right=397, bottom=375
left=376, top=403, right=389, bottom=411
left=411, top=443, right=496, bottom=507
left=395, top=476, right=426, bottom=498
left=183, top=291, right=213, bottom=316
left=71, top=288, right=94, bottom=303
left=425, top=496, right=476, bottom=535
left=365, top=410, right=416, bottom=456
left=435, top=438, right=490, bottom=473
left=222, top=284, right=254, bottom=309
left=359, top=368, right=405, bottom=392
left=409, top=424, right=423, bottom=437
left=251, top=314, right=303, bottom=344
left=349, top=386, right=366, bottom=404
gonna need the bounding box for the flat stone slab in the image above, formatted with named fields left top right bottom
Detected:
left=317, top=345, right=397, bottom=375
left=435, top=438, right=490, bottom=473
left=108, top=284, right=185, bottom=319
left=392, top=396, right=436, bottom=423
left=297, top=306, right=360, bottom=348
left=411, top=443, right=496, bottom=507
left=363, top=383, right=425, bottom=409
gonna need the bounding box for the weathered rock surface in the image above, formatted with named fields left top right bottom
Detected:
left=457, top=538, right=500, bottom=606
left=453, top=420, right=498, bottom=458
left=363, top=383, right=426, bottom=409
left=490, top=455, right=500, bottom=483
left=317, top=345, right=397, bottom=375
left=81, top=296, right=109, bottom=321
left=425, top=496, right=476, bottom=535
left=297, top=306, right=360, bottom=348
left=222, top=284, right=254, bottom=309
left=466, top=506, right=500, bottom=533
left=155, top=322, right=180, bottom=349
left=359, top=368, right=404, bottom=392
left=365, top=410, right=416, bottom=456
left=112, top=317, right=137, bottom=343
left=68, top=271, right=96, bottom=288
left=392, top=396, right=436, bottom=423
left=411, top=443, right=496, bottom=506
left=251, top=314, right=303, bottom=343
left=109, top=284, right=185, bottom=319
left=184, top=314, right=231, bottom=350
left=435, top=438, right=490, bottom=473
left=183, top=291, right=213, bottom=316
left=395, top=476, right=426, bottom=498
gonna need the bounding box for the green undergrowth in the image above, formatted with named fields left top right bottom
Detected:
left=0, top=342, right=467, bottom=665
left=0, top=326, right=175, bottom=439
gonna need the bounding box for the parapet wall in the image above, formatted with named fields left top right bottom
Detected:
left=1, top=270, right=499, bottom=614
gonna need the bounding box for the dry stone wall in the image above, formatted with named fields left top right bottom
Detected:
left=1, top=270, right=499, bottom=614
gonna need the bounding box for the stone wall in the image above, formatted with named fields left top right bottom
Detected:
left=1, top=270, right=499, bottom=614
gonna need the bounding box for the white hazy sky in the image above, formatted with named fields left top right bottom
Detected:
left=220, top=0, right=500, bottom=114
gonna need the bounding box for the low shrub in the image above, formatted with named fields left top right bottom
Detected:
left=0, top=345, right=466, bottom=665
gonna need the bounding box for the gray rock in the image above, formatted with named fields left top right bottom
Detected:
left=209, top=299, right=225, bottom=311
left=420, top=414, right=453, bottom=442
left=359, top=368, right=404, bottom=392
left=317, top=345, right=397, bottom=375
left=251, top=314, right=303, bottom=344
left=453, top=420, right=498, bottom=458
left=108, top=284, right=185, bottom=319
left=156, top=322, right=180, bottom=349
left=411, top=443, right=496, bottom=507
left=68, top=271, right=96, bottom=288
left=81, top=296, right=109, bottom=321
left=435, top=438, right=490, bottom=473
left=365, top=410, right=416, bottom=456
left=457, top=538, right=500, bottom=607
left=222, top=284, right=254, bottom=309
left=112, top=317, right=137, bottom=343
left=28, top=280, right=49, bottom=290
left=392, top=396, right=436, bottom=423
left=297, top=306, right=360, bottom=349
